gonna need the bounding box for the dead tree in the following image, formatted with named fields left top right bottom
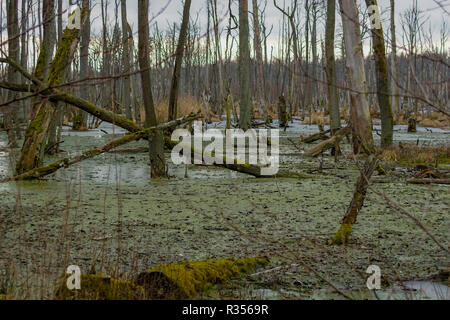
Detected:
left=4, top=0, right=20, bottom=148
left=239, top=0, right=252, bottom=130
left=138, top=0, right=167, bottom=178
left=71, top=0, right=90, bottom=130
left=121, top=0, right=132, bottom=120
left=330, top=0, right=379, bottom=245
left=168, top=0, right=192, bottom=121
left=16, top=0, right=75, bottom=175
left=325, top=0, right=341, bottom=134
left=365, top=0, right=394, bottom=148
left=390, top=0, right=400, bottom=120
left=252, top=0, right=266, bottom=117
left=331, top=156, right=379, bottom=245
left=338, top=0, right=375, bottom=154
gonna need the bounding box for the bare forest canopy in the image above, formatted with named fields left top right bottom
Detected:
left=0, top=0, right=448, bottom=121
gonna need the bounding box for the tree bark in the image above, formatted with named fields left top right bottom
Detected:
left=72, top=0, right=90, bottom=131
left=338, top=0, right=375, bottom=154
left=252, top=0, right=266, bottom=117
left=16, top=27, right=81, bottom=174
left=365, top=0, right=394, bottom=149
left=121, top=0, right=132, bottom=120
left=390, top=0, right=400, bottom=120
left=325, top=0, right=341, bottom=134
left=331, top=155, right=379, bottom=244
left=239, top=0, right=252, bottom=130
left=168, top=0, right=192, bottom=121
left=4, top=0, right=20, bottom=148
left=138, top=0, right=167, bottom=178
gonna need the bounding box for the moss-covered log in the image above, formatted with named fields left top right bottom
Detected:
left=4, top=114, right=200, bottom=182
left=305, top=126, right=351, bottom=157
left=54, top=273, right=144, bottom=300
left=0, top=81, right=32, bottom=93
left=331, top=155, right=379, bottom=245
left=51, top=90, right=141, bottom=133
left=136, top=257, right=269, bottom=299
left=172, top=140, right=308, bottom=179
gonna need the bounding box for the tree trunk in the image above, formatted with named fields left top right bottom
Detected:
left=325, top=0, right=341, bottom=134
left=168, top=0, right=192, bottom=121
left=252, top=0, right=266, bottom=117
left=16, top=27, right=81, bottom=174
left=331, top=155, right=379, bottom=244
left=43, top=0, right=59, bottom=154
left=138, top=0, right=167, bottom=178
left=239, top=0, right=252, bottom=130
left=121, top=0, right=132, bottom=120
left=73, top=0, right=90, bottom=131
left=390, top=0, right=400, bottom=120
left=338, top=0, right=375, bottom=154
left=365, top=0, right=394, bottom=149
left=4, top=0, right=20, bottom=148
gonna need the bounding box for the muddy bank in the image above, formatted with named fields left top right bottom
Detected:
left=0, top=121, right=448, bottom=299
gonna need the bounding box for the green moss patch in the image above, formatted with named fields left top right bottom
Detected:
left=54, top=273, right=144, bottom=300
left=136, top=257, right=269, bottom=299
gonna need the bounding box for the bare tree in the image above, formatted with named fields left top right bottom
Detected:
left=138, top=0, right=167, bottom=178
left=338, top=0, right=375, bottom=154
left=390, top=0, right=400, bottom=120
left=72, top=0, right=90, bottom=131
left=252, top=0, right=266, bottom=117
left=4, top=0, right=20, bottom=147
left=168, top=0, right=192, bottom=121
left=121, top=0, right=132, bottom=120
left=239, top=0, right=252, bottom=130
left=16, top=2, right=81, bottom=174
left=366, top=0, right=393, bottom=148
left=325, top=0, right=341, bottom=135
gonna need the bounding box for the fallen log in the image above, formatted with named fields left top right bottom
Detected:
left=172, top=140, right=309, bottom=179
left=305, top=127, right=351, bottom=157
left=110, top=147, right=149, bottom=154
left=300, top=129, right=331, bottom=144
left=2, top=114, right=200, bottom=182
left=407, top=178, right=450, bottom=185
left=136, top=257, right=269, bottom=299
